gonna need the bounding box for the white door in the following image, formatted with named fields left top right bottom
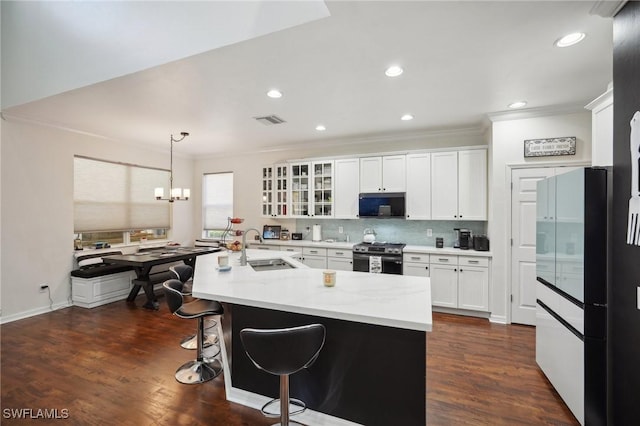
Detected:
left=431, top=152, right=458, bottom=220
left=334, top=158, right=360, bottom=219
left=430, top=264, right=458, bottom=308
left=405, top=153, right=431, bottom=220
left=359, top=157, right=382, bottom=192
left=511, top=168, right=555, bottom=325
left=458, top=149, right=487, bottom=220
left=382, top=155, right=406, bottom=192
left=458, top=266, right=489, bottom=311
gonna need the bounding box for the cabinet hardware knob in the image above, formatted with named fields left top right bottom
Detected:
left=454, top=268, right=457, bottom=272
left=460, top=269, right=463, bottom=272
left=425, top=266, right=428, bottom=270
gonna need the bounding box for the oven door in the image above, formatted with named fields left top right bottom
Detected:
left=352, top=253, right=370, bottom=272
left=381, top=256, right=403, bottom=275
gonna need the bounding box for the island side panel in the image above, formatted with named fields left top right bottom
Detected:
left=231, top=304, right=426, bottom=426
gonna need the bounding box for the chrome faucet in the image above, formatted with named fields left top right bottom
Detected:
left=240, top=228, right=263, bottom=266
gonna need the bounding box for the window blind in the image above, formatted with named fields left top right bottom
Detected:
left=74, top=157, right=170, bottom=232
left=203, top=172, right=234, bottom=229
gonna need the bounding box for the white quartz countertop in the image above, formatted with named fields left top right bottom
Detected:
left=249, top=240, right=492, bottom=257
left=192, top=249, right=432, bottom=332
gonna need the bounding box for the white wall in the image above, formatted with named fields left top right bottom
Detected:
left=488, top=111, right=592, bottom=323
left=0, top=119, right=194, bottom=322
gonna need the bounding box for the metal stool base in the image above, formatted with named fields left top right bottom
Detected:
left=261, top=398, right=306, bottom=418
left=202, top=343, right=221, bottom=362
left=180, top=332, right=218, bottom=350
left=174, top=358, right=223, bottom=384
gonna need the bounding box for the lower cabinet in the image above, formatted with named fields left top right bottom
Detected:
left=327, top=248, right=353, bottom=271
left=72, top=271, right=135, bottom=309
left=301, top=247, right=328, bottom=269
left=406, top=253, right=489, bottom=312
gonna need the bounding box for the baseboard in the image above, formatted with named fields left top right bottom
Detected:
left=489, top=314, right=508, bottom=324
left=433, top=306, right=491, bottom=320
left=0, top=301, right=71, bottom=324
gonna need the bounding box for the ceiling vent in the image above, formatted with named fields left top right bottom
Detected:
left=254, top=115, right=286, bottom=126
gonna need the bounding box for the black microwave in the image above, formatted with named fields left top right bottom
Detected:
left=358, top=192, right=405, bottom=218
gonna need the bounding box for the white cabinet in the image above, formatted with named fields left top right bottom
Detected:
left=431, top=149, right=487, bottom=220
left=334, top=158, right=360, bottom=219
left=301, top=247, right=328, bottom=269
left=327, top=248, right=353, bottom=271
left=405, top=153, right=431, bottom=220
left=359, top=155, right=406, bottom=192
left=290, top=161, right=334, bottom=218
left=261, top=166, right=274, bottom=217
left=458, top=150, right=487, bottom=220
left=458, top=257, right=489, bottom=311
left=261, top=163, right=289, bottom=217
left=403, top=253, right=430, bottom=277
left=290, top=162, right=311, bottom=217
left=279, top=245, right=303, bottom=261
left=254, top=244, right=281, bottom=251
left=430, top=255, right=489, bottom=311
left=311, top=161, right=334, bottom=217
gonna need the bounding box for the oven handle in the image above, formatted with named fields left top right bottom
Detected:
left=353, top=253, right=403, bottom=263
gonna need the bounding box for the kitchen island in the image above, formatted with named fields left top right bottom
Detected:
left=192, top=249, right=432, bottom=426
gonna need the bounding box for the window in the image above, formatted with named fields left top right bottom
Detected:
left=74, top=157, right=170, bottom=247
left=203, top=172, right=234, bottom=239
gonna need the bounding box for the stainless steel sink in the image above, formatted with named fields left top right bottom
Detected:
left=248, top=258, right=297, bottom=271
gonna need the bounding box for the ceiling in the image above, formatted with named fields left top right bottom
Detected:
left=2, top=1, right=614, bottom=157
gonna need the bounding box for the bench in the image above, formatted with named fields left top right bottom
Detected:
left=71, top=251, right=135, bottom=308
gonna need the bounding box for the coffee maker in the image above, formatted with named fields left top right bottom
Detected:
left=459, top=229, right=472, bottom=250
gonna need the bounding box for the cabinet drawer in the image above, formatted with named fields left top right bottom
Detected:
left=327, top=248, right=352, bottom=258
left=403, top=253, right=429, bottom=263
left=255, top=244, right=280, bottom=251
left=303, top=247, right=327, bottom=256
left=430, top=255, right=457, bottom=265
left=280, top=246, right=303, bottom=253
left=459, top=256, right=489, bottom=267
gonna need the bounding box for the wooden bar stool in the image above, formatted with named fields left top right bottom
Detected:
left=240, top=324, right=326, bottom=425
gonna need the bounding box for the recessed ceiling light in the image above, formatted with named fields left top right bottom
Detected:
left=385, top=65, right=404, bottom=77
left=508, top=101, right=527, bottom=109
left=267, top=89, right=283, bottom=98
left=555, top=32, right=586, bottom=47
left=401, top=114, right=414, bottom=121
left=315, top=125, right=326, bottom=131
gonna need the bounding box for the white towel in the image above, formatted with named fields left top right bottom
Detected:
left=369, top=256, right=382, bottom=273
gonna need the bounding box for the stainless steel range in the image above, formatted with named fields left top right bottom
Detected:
left=352, top=242, right=406, bottom=275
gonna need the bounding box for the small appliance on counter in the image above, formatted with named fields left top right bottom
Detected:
left=280, top=229, right=290, bottom=240
left=459, top=229, right=472, bottom=250
left=473, top=235, right=489, bottom=251
left=436, top=237, right=444, bottom=248
left=312, top=224, right=322, bottom=242
left=263, top=225, right=281, bottom=240
left=363, top=228, right=376, bottom=243
left=292, top=233, right=303, bottom=240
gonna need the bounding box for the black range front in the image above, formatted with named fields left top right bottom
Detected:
left=352, top=242, right=405, bottom=275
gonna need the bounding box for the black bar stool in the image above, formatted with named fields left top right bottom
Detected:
left=240, top=324, right=326, bottom=425
left=169, top=264, right=218, bottom=352
left=163, top=279, right=224, bottom=384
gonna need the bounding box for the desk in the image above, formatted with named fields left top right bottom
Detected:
left=103, top=247, right=219, bottom=309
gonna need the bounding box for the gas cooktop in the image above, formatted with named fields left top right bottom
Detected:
left=353, top=242, right=406, bottom=254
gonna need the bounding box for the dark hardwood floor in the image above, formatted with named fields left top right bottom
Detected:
left=1, top=298, right=578, bottom=425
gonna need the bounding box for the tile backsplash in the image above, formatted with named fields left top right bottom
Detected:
left=294, top=218, right=487, bottom=247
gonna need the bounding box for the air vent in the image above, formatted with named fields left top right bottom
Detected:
left=254, top=115, right=286, bottom=126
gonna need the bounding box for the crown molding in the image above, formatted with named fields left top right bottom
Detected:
left=486, top=102, right=590, bottom=122
left=590, top=0, right=627, bottom=17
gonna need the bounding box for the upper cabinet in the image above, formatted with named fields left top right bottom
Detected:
left=406, top=153, right=431, bottom=220
left=261, top=166, right=274, bottom=217
left=359, top=155, right=406, bottom=192
left=431, top=149, right=487, bottom=220
left=585, top=84, right=613, bottom=167
left=261, top=164, right=288, bottom=218
left=290, top=160, right=334, bottom=218
left=334, top=158, right=360, bottom=219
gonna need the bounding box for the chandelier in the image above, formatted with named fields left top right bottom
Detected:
left=155, top=132, right=190, bottom=202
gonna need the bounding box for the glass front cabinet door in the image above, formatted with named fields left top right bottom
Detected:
left=312, top=161, right=334, bottom=217
left=261, top=166, right=274, bottom=217
left=273, top=163, right=288, bottom=217
left=290, top=162, right=311, bottom=217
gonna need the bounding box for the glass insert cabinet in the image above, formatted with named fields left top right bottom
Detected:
left=262, top=161, right=334, bottom=218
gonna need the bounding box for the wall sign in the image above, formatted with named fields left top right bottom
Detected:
left=523, top=137, right=576, bottom=157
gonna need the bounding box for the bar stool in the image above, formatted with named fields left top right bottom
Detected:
left=163, top=279, right=224, bottom=384
left=240, top=324, right=326, bottom=425
left=169, top=264, right=218, bottom=352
